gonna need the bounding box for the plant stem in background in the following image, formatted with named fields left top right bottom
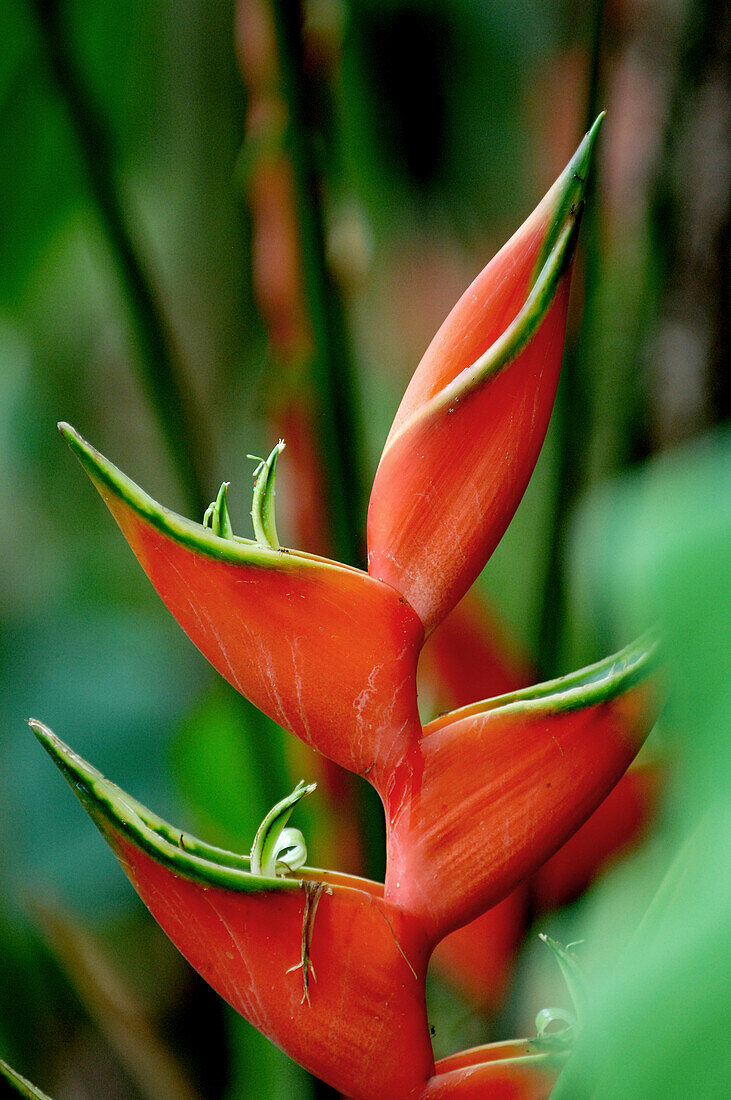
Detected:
left=32, top=0, right=292, bottom=864
left=536, top=0, right=605, bottom=678
left=646, top=0, right=731, bottom=445
left=270, top=0, right=365, bottom=567
left=30, top=0, right=212, bottom=517
left=30, top=899, right=203, bottom=1100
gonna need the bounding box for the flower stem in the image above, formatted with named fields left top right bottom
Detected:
left=269, top=0, right=366, bottom=568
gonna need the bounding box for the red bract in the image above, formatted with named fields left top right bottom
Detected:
left=35, top=119, right=664, bottom=1099
left=384, top=639, right=658, bottom=939
left=59, top=423, right=423, bottom=788
left=30, top=723, right=434, bottom=1100
left=367, top=116, right=603, bottom=636
left=426, top=598, right=661, bottom=1009
left=431, top=761, right=661, bottom=1011
left=531, top=760, right=660, bottom=910
left=423, top=1040, right=561, bottom=1099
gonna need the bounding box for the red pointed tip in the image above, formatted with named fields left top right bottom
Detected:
left=367, top=125, right=601, bottom=635
left=63, top=427, right=424, bottom=784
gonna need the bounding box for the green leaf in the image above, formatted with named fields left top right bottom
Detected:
left=170, top=681, right=286, bottom=850
left=552, top=427, right=731, bottom=1098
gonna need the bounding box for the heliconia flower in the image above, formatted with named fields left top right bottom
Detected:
left=421, top=1040, right=562, bottom=1100
left=384, top=635, right=659, bottom=940
left=58, top=424, right=423, bottom=788
left=45, top=111, right=667, bottom=1098
left=30, top=722, right=435, bottom=1100
left=367, top=115, right=604, bottom=637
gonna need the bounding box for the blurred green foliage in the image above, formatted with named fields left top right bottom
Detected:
left=1, top=0, right=728, bottom=1096
left=550, top=429, right=731, bottom=1097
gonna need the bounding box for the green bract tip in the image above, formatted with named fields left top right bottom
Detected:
left=0, top=1058, right=54, bottom=1100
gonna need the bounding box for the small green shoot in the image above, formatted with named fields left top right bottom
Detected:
left=203, top=481, right=234, bottom=539
left=248, top=439, right=285, bottom=549
left=250, top=779, right=316, bottom=878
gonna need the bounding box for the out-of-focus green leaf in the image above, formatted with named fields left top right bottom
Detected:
left=0, top=903, right=77, bottom=1076
left=551, top=428, right=731, bottom=1098
left=0, top=39, right=88, bottom=304
left=224, top=1007, right=314, bottom=1100
left=169, top=681, right=293, bottom=852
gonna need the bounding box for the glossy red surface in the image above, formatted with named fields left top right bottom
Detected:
left=115, top=838, right=434, bottom=1100
left=368, top=281, right=570, bottom=637
left=385, top=689, right=652, bottom=939
left=92, top=479, right=423, bottom=787
left=367, top=162, right=575, bottom=637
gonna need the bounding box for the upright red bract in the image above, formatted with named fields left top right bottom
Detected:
left=34, top=118, right=662, bottom=1099
left=367, top=118, right=603, bottom=636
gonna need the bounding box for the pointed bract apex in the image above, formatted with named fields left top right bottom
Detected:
left=30, top=722, right=434, bottom=1100
left=534, top=111, right=604, bottom=276
left=28, top=719, right=293, bottom=893
left=367, top=120, right=604, bottom=637
left=384, top=636, right=659, bottom=940
left=58, top=426, right=423, bottom=786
